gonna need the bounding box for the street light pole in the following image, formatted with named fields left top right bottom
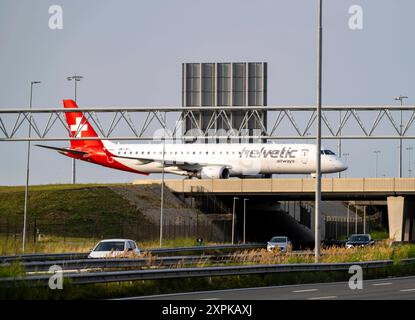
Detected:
left=23, top=81, right=41, bottom=253
left=232, top=197, right=239, bottom=245
left=355, top=206, right=358, bottom=233
left=347, top=203, right=350, bottom=236
left=243, top=198, right=249, bottom=244
left=363, top=206, right=366, bottom=234
left=314, top=0, right=323, bottom=263
left=342, top=153, right=349, bottom=178
left=338, top=110, right=342, bottom=178
left=395, top=95, right=408, bottom=178
left=160, top=112, right=166, bottom=248
left=373, top=150, right=380, bottom=178
left=406, top=147, right=413, bottom=177
left=67, top=75, right=83, bottom=184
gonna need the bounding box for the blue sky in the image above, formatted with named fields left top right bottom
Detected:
left=1, top=0, right=414, bottom=185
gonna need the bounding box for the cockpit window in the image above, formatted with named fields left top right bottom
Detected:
left=321, top=150, right=335, bottom=155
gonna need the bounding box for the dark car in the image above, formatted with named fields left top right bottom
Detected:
left=345, top=234, right=374, bottom=248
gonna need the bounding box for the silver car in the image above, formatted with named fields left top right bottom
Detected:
left=267, top=236, right=292, bottom=252
left=88, top=239, right=141, bottom=258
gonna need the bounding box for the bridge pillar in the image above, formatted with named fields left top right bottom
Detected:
left=386, top=196, right=415, bottom=242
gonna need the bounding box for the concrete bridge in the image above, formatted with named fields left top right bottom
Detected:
left=133, top=178, right=415, bottom=242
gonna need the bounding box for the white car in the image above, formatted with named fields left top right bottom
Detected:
left=267, top=236, right=292, bottom=252
left=88, top=239, right=141, bottom=258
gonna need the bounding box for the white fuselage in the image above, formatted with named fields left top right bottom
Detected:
left=104, top=142, right=347, bottom=178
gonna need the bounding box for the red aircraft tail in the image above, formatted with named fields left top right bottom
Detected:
left=63, top=99, right=103, bottom=149
left=37, top=99, right=148, bottom=175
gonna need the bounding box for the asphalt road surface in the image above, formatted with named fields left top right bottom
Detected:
left=120, top=276, right=415, bottom=300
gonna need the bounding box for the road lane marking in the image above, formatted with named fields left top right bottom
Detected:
left=112, top=276, right=415, bottom=300
left=292, top=289, right=318, bottom=293
left=307, top=296, right=337, bottom=300
left=201, top=298, right=220, bottom=300
left=400, top=289, right=415, bottom=292
left=372, top=283, right=392, bottom=286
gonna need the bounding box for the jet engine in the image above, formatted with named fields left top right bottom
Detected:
left=197, top=166, right=230, bottom=179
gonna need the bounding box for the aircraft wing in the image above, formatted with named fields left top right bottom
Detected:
left=112, top=154, right=231, bottom=172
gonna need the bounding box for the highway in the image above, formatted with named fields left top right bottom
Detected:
left=120, top=276, right=415, bottom=300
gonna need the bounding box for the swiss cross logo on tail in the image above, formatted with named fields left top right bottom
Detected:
left=70, top=117, right=88, bottom=137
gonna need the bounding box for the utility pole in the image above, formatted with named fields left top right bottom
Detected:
left=67, top=74, right=83, bottom=184
left=23, top=81, right=41, bottom=253
left=314, top=0, right=323, bottom=263
left=395, top=95, right=408, bottom=178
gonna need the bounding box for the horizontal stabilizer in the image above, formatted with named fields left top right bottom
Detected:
left=35, top=145, right=88, bottom=156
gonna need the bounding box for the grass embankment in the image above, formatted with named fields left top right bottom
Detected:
left=0, top=184, right=155, bottom=255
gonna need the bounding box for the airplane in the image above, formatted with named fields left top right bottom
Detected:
left=36, top=99, right=348, bottom=179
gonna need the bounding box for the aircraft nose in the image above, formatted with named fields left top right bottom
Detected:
left=337, top=160, right=348, bottom=172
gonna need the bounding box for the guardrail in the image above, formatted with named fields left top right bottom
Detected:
left=1, top=251, right=315, bottom=273
left=2, top=258, right=414, bottom=287
left=0, top=243, right=266, bottom=263
left=0, top=252, right=88, bottom=263
left=2, top=255, right=232, bottom=273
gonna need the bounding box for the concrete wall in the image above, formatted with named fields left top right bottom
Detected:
left=133, top=178, right=415, bottom=194
left=387, top=196, right=415, bottom=241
